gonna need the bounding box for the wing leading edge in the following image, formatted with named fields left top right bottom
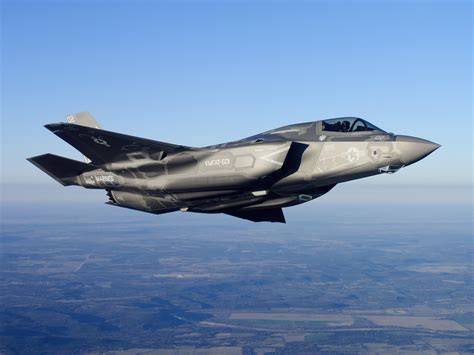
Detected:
left=44, top=122, right=190, bottom=165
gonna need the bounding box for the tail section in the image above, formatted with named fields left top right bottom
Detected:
left=66, top=112, right=102, bottom=162
left=27, top=153, right=98, bottom=186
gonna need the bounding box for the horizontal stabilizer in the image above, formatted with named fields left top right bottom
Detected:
left=27, top=153, right=97, bottom=186
left=225, top=208, right=286, bottom=223
left=44, top=123, right=190, bottom=165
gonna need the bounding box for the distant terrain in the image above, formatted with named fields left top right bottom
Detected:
left=1, top=201, right=472, bottom=354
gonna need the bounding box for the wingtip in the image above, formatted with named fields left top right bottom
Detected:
left=44, top=122, right=63, bottom=131
left=26, top=154, right=43, bottom=162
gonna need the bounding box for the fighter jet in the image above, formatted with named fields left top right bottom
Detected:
left=28, top=112, right=440, bottom=223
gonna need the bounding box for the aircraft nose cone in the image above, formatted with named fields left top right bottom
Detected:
left=396, top=135, right=441, bottom=166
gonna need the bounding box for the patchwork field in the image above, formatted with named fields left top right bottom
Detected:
left=363, top=315, right=468, bottom=332
left=2, top=203, right=472, bottom=354
left=228, top=312, right=353, bottom=329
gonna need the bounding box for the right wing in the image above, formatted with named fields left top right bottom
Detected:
left=45, top=122, right=190, bottom=165
left=224, top=208, right=286, bottom=223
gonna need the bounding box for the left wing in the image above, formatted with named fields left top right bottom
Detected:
left=45, top=123, right=190, bottom=165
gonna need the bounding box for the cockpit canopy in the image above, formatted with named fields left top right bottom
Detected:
left=322, top=117, right=384, bottom=133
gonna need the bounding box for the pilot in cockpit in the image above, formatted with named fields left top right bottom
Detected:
left=341, top=120, right=350, bottom=132
left=322, top=117, right=385, bottom=134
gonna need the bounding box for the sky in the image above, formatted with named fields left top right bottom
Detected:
left=1, top=0, right=472, bottom=204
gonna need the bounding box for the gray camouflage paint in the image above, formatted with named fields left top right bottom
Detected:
left=27, top=113, right=440, bottom=223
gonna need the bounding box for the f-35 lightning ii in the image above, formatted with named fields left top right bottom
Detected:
left=28, top=112, right=440, bottom=223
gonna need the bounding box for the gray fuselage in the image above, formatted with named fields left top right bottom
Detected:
left=59, top=118, right=439, bottom=219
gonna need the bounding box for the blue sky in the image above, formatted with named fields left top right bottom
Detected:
left=1, top=0, right=472, bottom=200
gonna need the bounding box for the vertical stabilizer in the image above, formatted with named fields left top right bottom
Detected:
left=65, top=112, right=102, bottom=162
